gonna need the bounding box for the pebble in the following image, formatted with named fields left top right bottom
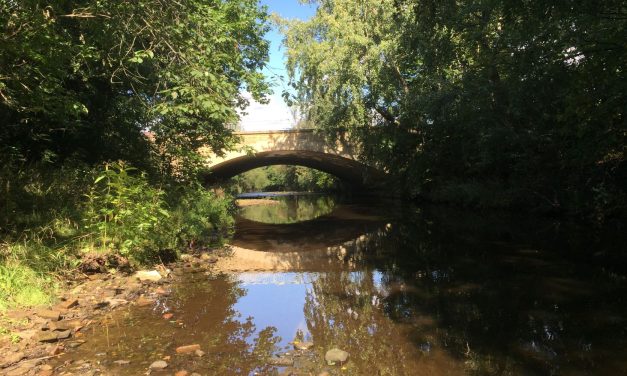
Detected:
left=149, top=360, right=168, bottom=370
left=113, top=360, right=131, bottom=365
left=174, top=371, right=189, bottom=376
left=194, top=349, right=205, bottom=357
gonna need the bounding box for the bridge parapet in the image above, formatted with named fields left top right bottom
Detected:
left=202, top=129, right=357, bottom=168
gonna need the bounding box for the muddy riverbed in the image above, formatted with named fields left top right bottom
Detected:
left=2, top=194, right=627, bottom=375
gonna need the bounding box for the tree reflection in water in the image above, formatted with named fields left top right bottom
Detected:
left=298, top=206, right=627, bottom=375
left=50, top=203, right=627, bottom=375
left=238, top=195, right=336, bottom=224
left=51, top=273, right=282, bottom=375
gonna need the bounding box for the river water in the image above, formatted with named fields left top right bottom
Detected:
left=53, top=194, right=627, bottom=375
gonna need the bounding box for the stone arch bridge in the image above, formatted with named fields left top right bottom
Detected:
left=201, top=129, right=382, bottom=189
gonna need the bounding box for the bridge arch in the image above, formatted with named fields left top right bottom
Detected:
left=201, top=129, right=383, bottom=189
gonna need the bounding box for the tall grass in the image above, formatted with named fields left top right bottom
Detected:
left=0, top=160, right=235, bottom=312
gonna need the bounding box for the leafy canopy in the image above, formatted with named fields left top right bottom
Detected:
left=1, top=0, right=271, bottom=175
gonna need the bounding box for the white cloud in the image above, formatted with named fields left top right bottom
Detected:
left=238, top=92, right=295, bottom=131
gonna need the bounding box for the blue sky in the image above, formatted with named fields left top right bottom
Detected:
left=239, top=0, right=317, bottom=131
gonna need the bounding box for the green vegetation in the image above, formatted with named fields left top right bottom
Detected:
left=0, top=0, right=270, bottom=311
left=282, top=0, right=626, bottom=219
left=228, top=165, right=341, bottom=193
left=239, top=195, right=336, bottom=224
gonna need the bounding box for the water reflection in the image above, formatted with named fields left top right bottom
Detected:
left=51, top=201, right=627, bottom=375
left=237, top=194, right=336, bottom=224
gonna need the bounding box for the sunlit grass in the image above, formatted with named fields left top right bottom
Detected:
left=0, top=262, right=56, bottom=311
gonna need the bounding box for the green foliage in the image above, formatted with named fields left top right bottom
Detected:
left=0, top=262, right=56, bottom=311
left=84, top=162, right=174, bottom=261
left=0, top=160, right=237, bottom=309
left=1, top=0, right=270, bottom=177
left=0, top=0, right=271, bottom=309
left=282, top=0, right=626, bottom=219
left=170, top=187, right=235, bottom=247
left=228, top=165, right=341, bottom=193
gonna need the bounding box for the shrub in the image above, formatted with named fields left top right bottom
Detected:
left=83, top=162, right=175, bottom=262
left=171, top=187, right=234, bottom=248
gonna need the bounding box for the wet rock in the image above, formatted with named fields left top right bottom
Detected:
left=325, top=348, right=349, bottom=365
left=36, top=329, right=71, bottom=343
left=134, top=270, right=162, bottom=282
left=93, top=301, right=110, bottom=310
left=56, top=330, right=71, bottom=340
left=50, top=320, right=81, bottom=332
left=149, top=360, right=168, bottom=370
left=175, top=344, right=201, bottom=354
left=0, top=351, right=25, bottom=368
left=49, top=344, right=64, bottom=356
left=136, top=296, right=154, bottom=307
left=293, top=341, right=314, bottom=351
left=36, top=310, right=61, bottom=321
left=5, top=365, right=31, bottom=376
left=37, top=332, right=59, bottom=343
left=67, top=341, right=85, bottom=349
left=59, top=299, right=79, bottom=310
left=104, top=297, right=128, bottom=308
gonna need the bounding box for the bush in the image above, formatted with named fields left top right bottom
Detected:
left=170, top=188, right=235, bottom=248
left=0, top=160, right=237, bottom=310
left=83, top=162, right=175, bottom=262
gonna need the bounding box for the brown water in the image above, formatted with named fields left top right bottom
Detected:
left=52, top=195, right=627, bottom=375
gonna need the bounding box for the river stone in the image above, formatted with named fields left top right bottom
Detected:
left=55, top=330, right=72, bottom=340
left=149, top=360, right=168, bottom=370
left=0, top=351, right=24, bottom=368
left=134, top=270, right=162, bottom=282
left=325, top=348, right=349, bottom=365
left=136, top=296, right=154, bottom=307
left=36, top=309, right=61, bottom=321
left=37, top=331, right=59, bottom=343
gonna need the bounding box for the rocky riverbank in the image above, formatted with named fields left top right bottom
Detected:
left=0, top=248, right=351, bottom=375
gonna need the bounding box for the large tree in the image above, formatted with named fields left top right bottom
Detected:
left=1, top=0, right=270, bottom=175
left=282, top=0, right=626, bottom=217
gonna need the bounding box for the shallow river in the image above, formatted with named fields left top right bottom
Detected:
left=54, top=194, right=627, bottom=375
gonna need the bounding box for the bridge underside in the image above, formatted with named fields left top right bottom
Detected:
left=203, top=150, right=381, bottom=189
